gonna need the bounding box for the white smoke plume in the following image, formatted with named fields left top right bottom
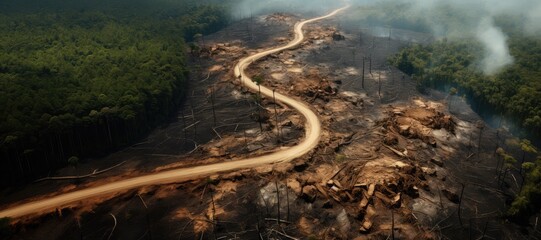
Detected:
left=405, top=0, right=540, bottom=74
left=477, top=18, right=513, bottom=75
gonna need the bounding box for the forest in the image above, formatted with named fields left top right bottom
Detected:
left=0, top=0, right=231, bottom=188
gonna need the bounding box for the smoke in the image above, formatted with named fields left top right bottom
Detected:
left=375, top=0, right=540, bottom=74
left=233, top=0, right=540, bottom=75
left=525, top=3, right=541, bottom=34
left=402, top=0, right=519, bottom=74
left=477, top=18, right=513, bottom=75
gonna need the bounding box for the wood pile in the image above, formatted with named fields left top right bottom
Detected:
left=383, top=106, right=456, bottom=146
left=264, top=13, right=295, bottom=25
left=295, top=157, right=428, bottom=234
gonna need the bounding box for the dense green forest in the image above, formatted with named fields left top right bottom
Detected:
left=0, top=0, right=231, bottom=187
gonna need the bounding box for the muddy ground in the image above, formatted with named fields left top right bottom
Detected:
left=1, top=10, right=539, bottom=240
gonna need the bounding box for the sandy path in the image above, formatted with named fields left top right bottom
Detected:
left=0, top=6, right=348, bottom=219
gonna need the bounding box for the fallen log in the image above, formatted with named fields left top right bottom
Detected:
left=35, top=161, right=127, bottom=182
left=383, top=143, right=406, bottom=158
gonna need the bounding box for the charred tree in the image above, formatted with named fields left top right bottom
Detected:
left=369, top=54, right=372, bottom=74
left=273, top=89, right=281, bottom=141
left=458, top=183, right=465, bottom=227
left=210, top=86, right=217, bottom=127
left=476, top=121, right=485, bottom=157
left=378, top=72, right=382, bottom=98
left=361, top=57, right=366, bottom=89
left=253, top=76, right=264, bottom=133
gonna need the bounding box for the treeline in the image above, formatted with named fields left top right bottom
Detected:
left=0, top=0, right=231, bottom=188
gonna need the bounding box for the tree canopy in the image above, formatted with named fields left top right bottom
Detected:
left=0, top=0, right=231, bottom=187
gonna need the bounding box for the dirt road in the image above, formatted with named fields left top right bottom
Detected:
left=0, top=6, right=348, bottom=219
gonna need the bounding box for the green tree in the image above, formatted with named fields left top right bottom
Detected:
left=508, top=156, right=541, bottom=221
left=520, top=139, right=538, bottom=167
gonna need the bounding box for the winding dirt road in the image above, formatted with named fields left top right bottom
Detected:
left=0, top=6, right=348, bottom=219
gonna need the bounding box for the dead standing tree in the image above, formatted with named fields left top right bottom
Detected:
left=210, top=186, right=217, bottom=238
left=369, top=54, right=372, bottom=75
left=352, top=47, right=357, bottom=64
left=181, top=108, right=187, bottom=138
left=458, top=183, right=465, bottom=227
left=209, top=85, right=217, bottom=127
left=252, top=75, right=264, bottom=133
left=189, top=95, right=198, bottom=142
left=273, top=89, right=281, bottom=142
left=495, top=147, right=505, bottom=179
left=493, top=115, right=504, bottom=157
left=476, top=121, right=485, bottom=159
left=275, top=178, right=280, bottom=225
left=361, top=57, right=366, bottom=89
left=378, top=72, right=382, bottom=98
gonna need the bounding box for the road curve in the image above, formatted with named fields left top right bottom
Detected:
left=0, top=6, right=348, bottom=219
